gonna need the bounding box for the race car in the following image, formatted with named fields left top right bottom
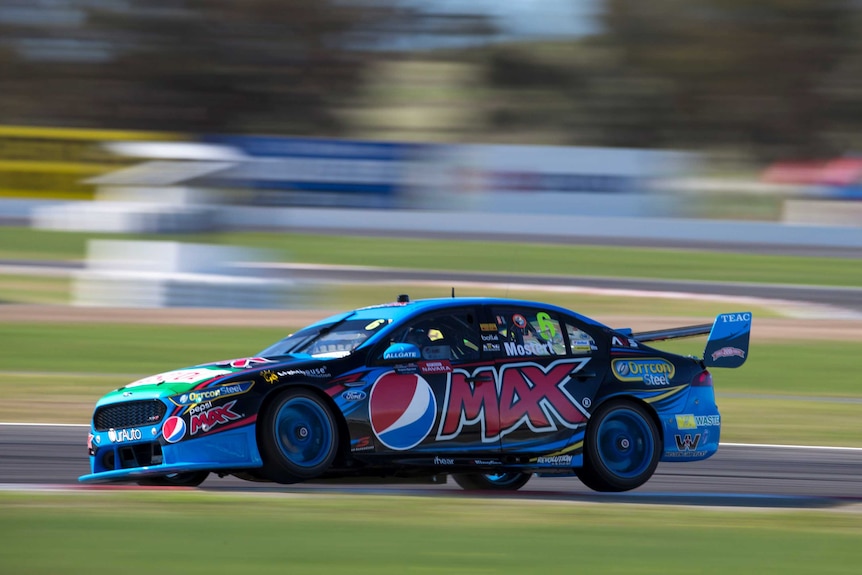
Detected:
left=79, top=296, right=751, bottom=492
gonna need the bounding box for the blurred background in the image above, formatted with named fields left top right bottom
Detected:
left=2, top=0, right=861, bottom=309
left=2, top=4, right=862, bottom=573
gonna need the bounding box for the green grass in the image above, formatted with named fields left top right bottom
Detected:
left=1, top=492, right=860, bottom=575
left=1, top=323, right=290, bottom=374
left=2, top=226, right=861, bottom=287
left=0, top=274, right=70, bottom=304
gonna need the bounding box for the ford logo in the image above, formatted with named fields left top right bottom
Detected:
left=342, top=390, right=367, bottom=402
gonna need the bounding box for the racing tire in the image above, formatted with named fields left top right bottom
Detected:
left=579, top=400, right=661, bottom=492
left=137, top=471, right=209, bottom=487
left=451, top=472, right=532, bottom=491
left=259, top=389, right=339, bottom=484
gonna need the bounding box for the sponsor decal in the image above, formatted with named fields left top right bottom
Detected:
left=342, top=390, right=367, bottom=402
left=535, top=312, right=556, bottom=337
left=483, top=343, right=500, bottom=352
left=162, top=416, right=186, bottom=443
left=675, top=415, right=697, bottom=430
left=220, top=357, right=273, bottom=369
left=611, top=335, right=638, bottom=348
left=696, top=415, right=720, bottom=426
left=369, top=372, right=437, bottom=451
left=107, top=428, right=142, bottom=443
left=187, top=401, right=213, bottom=416
left=512, top=314, right=528, bottom=329
left=386, top=351, right=420, bottom=360
left=571, top=340, right=595, bottom=352
left=438, top=358, right=590, bottom=443
left=676, top=414, right=720, bottom=429
left=261, top=370, right=279, bottom=384
left=480, top=323, right=498, bottom=332
left=612, top=358, right=675, bottom=385
left=394, top=363, right=419, bottom=374
left=419, top=360, right=452, bottom=374
left=535, top=454, right=573, bottom=466
left=473, top=459, right=502, bottom=466
left=127, top=368, right=234, bottom=388
left=352, top=436, right=373, bottom=451
left=190, top=400, right=242, bottom=435
left=481, top=333, right=499, bottom=342
left=711, top=347, right=745, bottom=361
left=169, top=381, right=254, bottom=406
left=433, top=456, right=454, bottom=465
left=87, top=433, right=95, bottom=455
left=674, top=433, right=702, bottom=451
left=503, top=340, right=555, bottom=356
left=276, top=367, right=330, bottom=379
left=719, top=313, right=751, bottom=323
left=664, top=450, right=708, bottom=458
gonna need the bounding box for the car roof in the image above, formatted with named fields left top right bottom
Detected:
left=306, top=297, right=608, bottom=329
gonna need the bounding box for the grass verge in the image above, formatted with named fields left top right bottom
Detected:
left=1, top=227, right=861, bottom=287
left=1, top=492, right=860, bottom=575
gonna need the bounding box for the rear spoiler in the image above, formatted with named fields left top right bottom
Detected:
left=621, top=312, right=751, bottom=368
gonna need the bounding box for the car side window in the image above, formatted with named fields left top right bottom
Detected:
left=491, top=308, right=566, bottom=358
left=565, top=322, right=598, bottom=355
left=396, top=310, right=480, bottom=362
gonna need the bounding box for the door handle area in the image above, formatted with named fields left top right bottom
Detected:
left=465, top=376, right=493, bottom=384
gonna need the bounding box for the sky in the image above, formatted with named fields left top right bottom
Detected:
left=409, top=0, right=601, bottom=39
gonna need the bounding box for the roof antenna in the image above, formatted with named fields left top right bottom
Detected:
left=397, top=294, right=409, bottom=303
left=451, top=287, right=455, bottom=298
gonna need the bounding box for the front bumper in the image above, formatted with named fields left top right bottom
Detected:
left=79, top=424, right=263, bottom=483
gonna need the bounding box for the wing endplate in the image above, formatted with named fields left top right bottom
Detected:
left=703, top=312, right=751, bottom=368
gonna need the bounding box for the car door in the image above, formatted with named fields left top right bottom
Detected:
left=486, top=305, right=608, bottom=457
left=366, top=306, right=501, bottom=456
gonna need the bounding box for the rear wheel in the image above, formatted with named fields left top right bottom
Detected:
left=137, top=471, right=209, bottom=487
left=452, top=472, right=532, bottom=491
left=259, top=389, right=339, bottom=484
left=580, top=400, right=660, bottom=492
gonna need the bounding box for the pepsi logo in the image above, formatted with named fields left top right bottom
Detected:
left=162, top=416, right=186, bottom=443
left=369, top=372, right=436, bottom=451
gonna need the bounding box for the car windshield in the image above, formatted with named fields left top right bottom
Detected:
left=257, top=317, right=391, bottom=359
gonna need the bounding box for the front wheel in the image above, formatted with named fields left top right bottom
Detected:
left=451, top=472, right=532, bottom=491
left=137, top=471, right=209, bottom=487
left=579, top=400, right=660, bottom=492
left=259, top=389, right=339, bottom=484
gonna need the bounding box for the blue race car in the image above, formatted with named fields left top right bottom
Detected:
left=80, top=296, right=750, bottom=492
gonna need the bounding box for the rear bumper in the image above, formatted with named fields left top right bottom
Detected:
left=658, top=386, right=721, bottom=462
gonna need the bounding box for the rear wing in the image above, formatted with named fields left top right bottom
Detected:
left=625, top=312, right=751, bottom=368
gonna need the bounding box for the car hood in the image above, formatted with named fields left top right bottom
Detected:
left=98, top=354, right=329, bottom=405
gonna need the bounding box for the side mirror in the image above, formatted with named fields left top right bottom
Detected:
left=379, top=342, right=421, bottom=363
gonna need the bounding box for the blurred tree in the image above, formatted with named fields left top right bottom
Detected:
left=596, top=0, right=854, bottom=159
left=482, top=0, right=859, bottom=159
left=0, top=0, right=495, bottom=135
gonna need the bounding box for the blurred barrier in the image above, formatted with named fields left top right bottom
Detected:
left=193, top=135, right=693, bottom=216
left=0, top=125, right=184, bottom=200
left=73, top=240, right=295, bottom=309
left=201, top=135, right=423, bottom=209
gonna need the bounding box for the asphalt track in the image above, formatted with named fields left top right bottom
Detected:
left=2, top=424, right=860, bottom=508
